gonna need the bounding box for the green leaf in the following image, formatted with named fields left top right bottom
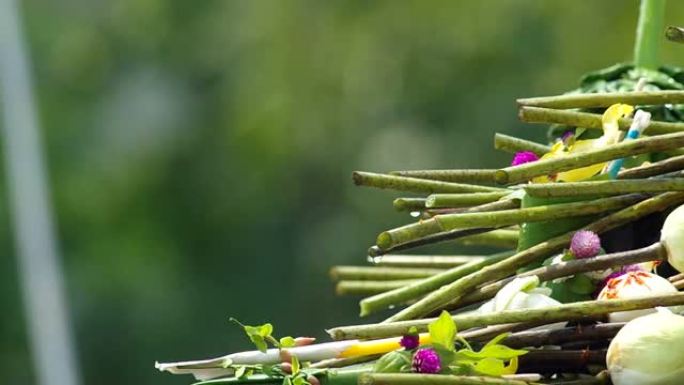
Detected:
left=280, top=336, right=296, bottom=348
left=568, top=274, right=596, bottom=295
left=428, top=311, right=456, bottom=351
left=373, top=351, right=413, bottom=373
left=472, top=357, right=506, bottom=376
left=291, top=355, right=300, bottom=375
left=230, top=318, right=275, bottom=353
left=283, top=376, right=293, bottom=385
left=483, top=333, right=510, bottom=349
left=293, top=377, right=308, bottom=385
left=458, top=344, right=527, bottom=360
left=235, top=366, right=247, bottom=379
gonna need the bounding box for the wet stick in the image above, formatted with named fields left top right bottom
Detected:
left=328, top=292, right=684, bottom=340
left=523, top=179, right=684, bottom=198
left=452, top=243, right=666, bottom=308
left=494, top=133, right=550, bottom=156
left=495, top=132, right=684, bottom=184
left=618, top=154, right=684, bottom=179
left=329, top=266, right=445, bottom=281
left=368, top=227, right=499, bottom=257
left=518, top=106, right=684, bottom=135
left=352, top=172, right=505, bottom=194
left=382, top=192, right=684, bottom=322
left=336, top=280, right=418, bottom=296
left=393, top=198, right=426, bottom=212
left=376, top=194, right=644, bottom=250
left=517, top=91, right=684, bottom=109
left=359, top=251, right=513, bottom=317
left=425, top=191, right=509, bottom=208
left=390, top=169, right=498, bottom=184
left=369, top=254, right=488, bottom=268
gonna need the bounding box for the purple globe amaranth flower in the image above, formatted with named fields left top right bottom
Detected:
left=511, top=151, right=539, bottom=166
left=400, top=334, right=420, bottom=350
left=570, top=230, right=601, bottom=259
left=412, top=348, right=441, bottom=373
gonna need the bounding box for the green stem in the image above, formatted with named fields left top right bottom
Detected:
left=518, top=90, right=684, bottom=109
left=329, top=266, right=445, bottom=281
left=618, top=154, right=684, bottom=179
left=454, top=229, right=519, bottom=248
left=359, top=374, right=539, bottom=385
left=369, top=254, right=488, bottom=268
left=382, top=192, right=684, bottom=322
left=426, top=191, right=509, bottom=208
left=393, top=198, right=426, bottom=212
left=336, top=280, right=418, bottom=296
left=359, top=251, right=513, bottom=317
left=389, top=169, right=498, bottom=184
left=377, top=194, right=643, bottom=249
left=368, top=228, right=498, bottom=257
left=634, top=0, right=667, bottom=69
left=352, top=172, right=505, bottom=194
left=495, top=131, right=684, bottom=185
left=519, top=106, right=684, bottom=135
left=327, top=292, right=684, bottom=340
left=523, top=178, right=684, bottom=198
left=494, top=133, right=551, bottom=156
left=453, top=243, right=666, bottom=308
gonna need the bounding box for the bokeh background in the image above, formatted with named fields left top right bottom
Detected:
left=3, top=1, right=684, bottom=384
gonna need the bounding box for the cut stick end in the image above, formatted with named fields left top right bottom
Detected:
left=494, top=169, right=510, bottom=185
left=376, top=232, right=393, bottom=250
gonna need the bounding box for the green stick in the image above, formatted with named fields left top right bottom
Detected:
left=327, top=292, right=684, bottom=340
left=359, top=373, right=540, bottom=385
left=495, top=131, right=684, bottom=184
left=352, top=172, right=505, bottom=194
left=519, top=106, right=684, bottom=135
left=376, top=194, right=643, bottom=250
left=497, top=322, right=625, bottom=349
left=494, top=133, right=551, bottom=156
left=369, top=254, right=488, bottom=268
left=426, top=191, right=509, bottom=208
left=367, top=228, right=498, bottom=257
left=453, top=243, right=666, bottom=308
left=523, top=178, right=684, bottom=198
left=389, top=169, right=498, bottom=184
left=634, top=0, right=667, bottom=69
left=329, top=266, right=445, bottom=281
left=518, top=91, right=684, bottom=110
left=382, top=192, right=684, bottom=322
left=454, top=229, right=519, bottom=248
left=336, top=280, right=418, bottom=296
left=359, top=251, right=513, bottom=316
left=393, top=198, right=426, bottom=212
left=618, top=154, right=684, bottom=179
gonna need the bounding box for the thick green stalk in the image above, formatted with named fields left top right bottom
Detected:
left=369, top=254, right=488, bottom=268
left=329, top=266, right=445, bottom=281
left=335, top=280, right=418, bottom=296
left=389, top=169, right=498, bottom=184
left=454, top=229, right=519, bottom=248
left=618, top=154, right=684, bottom=179
left=382, top=192, right=684, bottom=322
left=352, top=172, right=505, bottom=194
left=327, top=292, right=684, bottom=340
left=393, top=198, right=426, bottom=212
left=368, top=228, right=497, bottom=257
left=426, top=191, right=509, bottom=208
left=634, top=0, right=667, bottom=69
left=453, top=243, right=666, bottom=308
left=359, top=251, right=513, bottom=316
left=493, top=133, right=551, bottom=156
left=519, top=106, right=684, bottom=135
left=359, top=373, right=539, bottom=385
left=376, top=194, right=643, bottom=249
left=523, top=179, right=684, bottom=198
left=518, top=91, right=684, bottom=109
left=495, top=131, right=684, bottom=184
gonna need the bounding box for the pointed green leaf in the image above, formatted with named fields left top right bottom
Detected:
left=428, top=311, right=456, bottom=351
left=280, top=336, right=296, bottom=348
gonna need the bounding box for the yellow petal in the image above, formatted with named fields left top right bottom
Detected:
left=601, top=104, right=634, bottom=146
left=501, top=356, right=519, bottom=375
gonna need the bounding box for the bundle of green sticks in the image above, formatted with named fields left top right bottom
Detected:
left=157, top=2, right=684, bottom=385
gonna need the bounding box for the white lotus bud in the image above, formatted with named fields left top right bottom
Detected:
left=607, top=309, right=684, bottom=385
left=597, top=271, right=678, bottom=323
left=661, top=204, right=684, bottom=272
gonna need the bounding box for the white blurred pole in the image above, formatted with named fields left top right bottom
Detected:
left=0, top=1, right=81, bottom=385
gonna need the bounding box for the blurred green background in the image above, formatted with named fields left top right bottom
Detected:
left=3, top=1, right=684, bottom=384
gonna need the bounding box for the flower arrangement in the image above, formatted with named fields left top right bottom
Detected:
left=156, top=1, right=684, bottom=385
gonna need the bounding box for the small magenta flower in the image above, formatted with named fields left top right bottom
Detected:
left=561, top=130, right=574, bottom=144
left=412, top=348, right=441, bottom=373
left=511, top=151, right=539, bottom=166
left=570, top=230, right=601, bottom=259
left=400, top=334, right=420, bottom=350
